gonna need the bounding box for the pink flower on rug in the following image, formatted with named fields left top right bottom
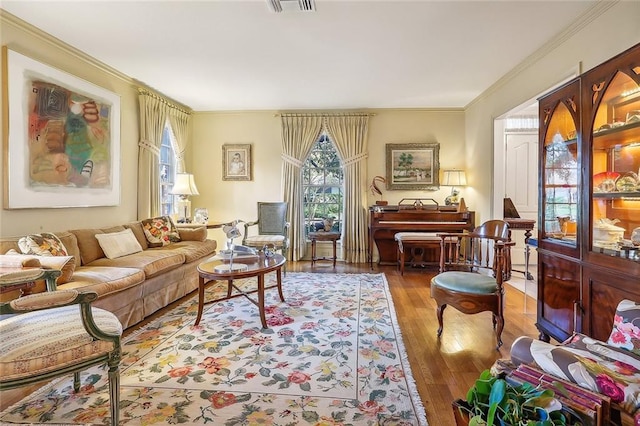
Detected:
left=358, top=400, right=386, bottom=417
left=301, top=321, right=318, bottom=329
left=276, top=361, right=290, bottom=369
left=381, top=365, right=405, bottom=382
left=242, top=328, right=259, bottom=337
left=312, top=300, right=324, bottom=306
left=168, top=366, right=192, bottom=378
left=267, top=314, right=294, bottom=326
left=245, top=372, right=257, bottom=379
left=208, top=391, right=237, bottom=409
left=374, top=340, right=394, bottom=354
left=198, top=356, right=230, bottom=374
left=288, top=371, right=311, bottom=384
left=278, top=328, right=295, bottom=338
left=333, top=308, right=354, bottom=319
left=250, top=335, right=272, bottom=345
left=229, top=319, right=245, bottom=327
left=359, top=348, right=380, bottom=360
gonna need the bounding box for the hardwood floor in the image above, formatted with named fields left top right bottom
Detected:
left=0, top=261, right=540, bottom=425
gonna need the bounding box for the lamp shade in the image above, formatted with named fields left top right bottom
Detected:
left=171, top=173, right=199, bottom=196
left=441, top=169, right=467, bottom=187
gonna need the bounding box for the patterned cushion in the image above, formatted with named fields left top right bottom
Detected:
left=607, top=299, right=640, bottom=355
left=0, top=303, right=122, bottom=382
left=141, top=216, right=181, bottom=247
left=244, top=235, right=285, bottom=248
left=95, top=228, right=143, bottom=259
left=18, top=233, right=68, bottom=257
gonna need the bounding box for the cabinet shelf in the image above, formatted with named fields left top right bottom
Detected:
left=593, top=192, right=640, bottom=199
left=593, top=121, right=640, bottom=149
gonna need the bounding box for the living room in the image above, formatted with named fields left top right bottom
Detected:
left=1, top=1, right=639, bottom=425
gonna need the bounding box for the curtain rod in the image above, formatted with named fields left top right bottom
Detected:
left=137, top=88, right=192, bottom=115
left=274, top=112, right=375, bottom=117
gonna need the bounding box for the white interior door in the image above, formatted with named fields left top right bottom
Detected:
left=504, top=131, right=538, bottom=266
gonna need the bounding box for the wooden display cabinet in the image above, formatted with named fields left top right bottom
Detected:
left=536, top=43, right=640, bottom=343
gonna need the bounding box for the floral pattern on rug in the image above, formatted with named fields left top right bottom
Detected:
left=0, top=273, right=427, bottom=426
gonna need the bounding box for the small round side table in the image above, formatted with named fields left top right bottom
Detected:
left=308, top=231, right=341, bottom=267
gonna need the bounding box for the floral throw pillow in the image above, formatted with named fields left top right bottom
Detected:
left=18, top=232, right=68, bottom=257
left=141, top=216, right=181, bottom=247
left=607, top=299, right=640, bottom=355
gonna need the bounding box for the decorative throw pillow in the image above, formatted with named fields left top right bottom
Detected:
left=95, top=228, right=144, bottom=259
left=18, top=233, right=68, bottom=257
left=141, top=216, right=181, bottom=248
left=177, top=226, right=207, bottom=242
left=607, top=299, right=640, bottom=355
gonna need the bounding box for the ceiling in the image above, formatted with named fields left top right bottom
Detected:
left=1, top=0, right=599, bottom=112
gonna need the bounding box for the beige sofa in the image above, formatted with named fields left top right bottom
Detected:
left=0, top=220, right=217, bottom=329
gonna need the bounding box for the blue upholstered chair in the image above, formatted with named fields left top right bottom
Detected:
left=430, top=220, right=513, bottom=350
left=243, top=202, right=290, bottom=260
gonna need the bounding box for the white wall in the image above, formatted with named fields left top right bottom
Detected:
left=465, top=1, right=640, bottom=223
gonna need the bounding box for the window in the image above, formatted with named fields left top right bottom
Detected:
left=159, top=124, right=177, bottom=216
left=302, top=134, right=343, bottom=235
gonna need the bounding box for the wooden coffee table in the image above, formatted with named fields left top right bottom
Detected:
left=195, top=253, right=286, bottom=328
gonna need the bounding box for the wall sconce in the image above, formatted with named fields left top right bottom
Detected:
left=170, top=173, right=199, bottom=223
left=441, top=169, right=467, bottom=205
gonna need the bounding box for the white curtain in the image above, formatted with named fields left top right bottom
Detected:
left=281, top=115, right=324, bottom=260
left=167, top=107, right=191, bottom=173
left=325, top=115, right=370, bottom=263
left=137, top=89, right=191, bottom=219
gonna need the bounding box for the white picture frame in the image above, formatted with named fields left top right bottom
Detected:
left=3, top=48, right=121, bottom=209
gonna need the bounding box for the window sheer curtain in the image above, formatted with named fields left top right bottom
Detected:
left=325, top=115, right=370, bottom=263
left=281, top=115, right=324, bottom=261
left=137, top=89, right=191, bottom=219
left=280, top=113, right=370, bottom=262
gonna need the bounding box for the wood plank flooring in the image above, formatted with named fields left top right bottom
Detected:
left=0, top=261, right=541, bottom=425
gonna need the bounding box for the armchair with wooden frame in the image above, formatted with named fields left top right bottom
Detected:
left=0, top=269, right=122, bottom=425
left=430, top=220, right=514, bottom=350
left=243, top=202, right=290, bottom=260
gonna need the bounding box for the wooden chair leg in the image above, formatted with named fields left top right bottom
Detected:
left=436, top=303, right=446, bottom=337
left=73, top=372, right=81, bottom=393
left=495, top=314, right=504, bottom=350
left=108, top=363, right=120, bottom=426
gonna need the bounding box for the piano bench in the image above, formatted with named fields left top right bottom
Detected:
left=394, top=232, right=441, bottom=275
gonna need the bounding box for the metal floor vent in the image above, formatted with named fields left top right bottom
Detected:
left=267, top=0, right=316, bottom=13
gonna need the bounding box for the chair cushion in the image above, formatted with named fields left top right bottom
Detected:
left=244, top=235, right=285, bottom=247
left=607, top=299, right=640, bottom=356
left=431, top=271, right=498, bottom=294
left=0, top=304, right=122, bottom=382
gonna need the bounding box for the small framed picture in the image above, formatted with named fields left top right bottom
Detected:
left=222, top=144, right=252, bottom=181
left=385, top=142, right=440, bottom=190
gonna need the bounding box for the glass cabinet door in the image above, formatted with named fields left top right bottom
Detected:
left=587, top=65, right=640, bottom=262
left=539, top=79, right=581, bottom=257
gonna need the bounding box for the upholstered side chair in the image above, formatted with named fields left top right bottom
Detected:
left=0, top=281, right=122, bottom=425
left=243, top=202, right=290, bottom=260
left=430, top=220, right=514, bottom=350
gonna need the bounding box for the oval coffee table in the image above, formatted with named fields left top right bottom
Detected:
left=195, top=253, right=286, bottom=328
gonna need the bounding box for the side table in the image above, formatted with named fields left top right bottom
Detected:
left=308, top=232, right=341, bottom=267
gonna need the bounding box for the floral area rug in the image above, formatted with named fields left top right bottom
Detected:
left=0, top=272, right=427, bottom=426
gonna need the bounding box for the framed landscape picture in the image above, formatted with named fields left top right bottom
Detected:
left=3, top=48, right=121, bottom=208
left=222, top=143, right=252, bottom=181
left=385, top=143, right=440, bottom=190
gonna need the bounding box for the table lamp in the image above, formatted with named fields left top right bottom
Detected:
left=214, top=220, right=248, bottom=272
left=170, top=173, right=199, bottom=223
left=441, top=169, right=467, bottom=205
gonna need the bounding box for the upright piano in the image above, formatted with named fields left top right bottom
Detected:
left=369, top=202, right=475, bottom=266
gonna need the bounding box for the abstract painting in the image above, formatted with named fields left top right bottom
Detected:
left=3, top=48, right=121, bottom=208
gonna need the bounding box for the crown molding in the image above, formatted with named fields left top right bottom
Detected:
left=465, top=0, right=618, bottom=111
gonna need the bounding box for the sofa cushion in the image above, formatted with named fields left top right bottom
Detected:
left=124, top=222, right=149, bottom=250
left=87, top=250, right=185, bottom=279
left=156, top=239, right=218, bottom=263
left=60, top=266, right=145, bottom=298
left=607, top=299, right=640, bottom=356
left=56, top=232, right=81, bottom=267
left=95, top=229, right=143, bottom=259
left=142, top=216, right=181, bottom=247
left=177, top=226, right=207, bottom=242
left=18, top=233, right=68, bottom=257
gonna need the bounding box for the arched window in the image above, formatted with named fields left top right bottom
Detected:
left=159, top=124, right=178, bottom=216
left=302, top=133, right=343, bottom=235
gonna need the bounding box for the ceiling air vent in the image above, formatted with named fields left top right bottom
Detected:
left=267, top=0, right=316, bottom=13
